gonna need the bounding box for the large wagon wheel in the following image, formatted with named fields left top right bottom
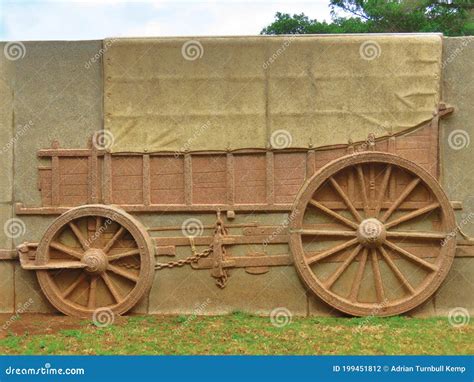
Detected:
left=36, top=205, right=154, bottom=318
left=290, top=152, right=456, bottom=316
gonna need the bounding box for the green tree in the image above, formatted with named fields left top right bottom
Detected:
left=261, top=0, right=473, bottom=36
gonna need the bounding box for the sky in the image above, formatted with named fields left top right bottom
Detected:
left=0, top=0, right=333, bottom=41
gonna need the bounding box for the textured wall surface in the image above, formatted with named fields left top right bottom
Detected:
left=0, top=37, right=472, bottom=317
left=5, top=41, right=104, bottom=313
left=0, top=42, right=14, bottom=312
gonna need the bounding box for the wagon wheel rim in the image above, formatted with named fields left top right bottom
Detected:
left=36, top=205, right=154, bottom=318
left=290, top=152, right=456, bottom=317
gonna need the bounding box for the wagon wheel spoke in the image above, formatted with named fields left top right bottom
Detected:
left=386, top=231, right=447, bottom=240
left=329, top=177, right=363, bottom=223
left=50, top=241, right=84, bottom=260
left=323, top=245, right=362, bottom=289
left=348, top=248, right=368, bottom=302
left=355, top=165, right=369, bottom=216
left=101, top=272, right=124, bottom=304
left=370, top=248, right=385, bottom=303
left=107, top=264, right=139, bottom=283
left=103, top=226, right=125, bottom=253
left=68, top=221, right=90, bottom=251
left=374, top=164, right=392, bottom=217
left=383, top=240, right=438, bottom=271
left=108, top=248, right=141, bottom=262
left=37, top=206, right=153, bottom=318
left=95, top=216, right=103, bottom=235
left=378, top=247, right=415, bottom=295
left=306, top=238, right=358, bottom=265
left=308, top=199, right=358, bottom=229
left=37, top=261, right=87, bottom=270
left=290, top=153, right=456, bottom=316
left=385, top=203, right=440, bottom=229
left=380, top=177, right=421, bottom=223
left=88, top=276, right=98, bottom=309
left=297, top=229, right=356, bottom=238
left=62, top=273, right=87, bottom=299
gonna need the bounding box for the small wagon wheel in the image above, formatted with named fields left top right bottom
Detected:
left=36, top=205, right=154, bottom=318
left=290, top=152, right=456, bottom=316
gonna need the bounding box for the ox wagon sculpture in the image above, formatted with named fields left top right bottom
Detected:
left=10, top=34, right=470, bottom=318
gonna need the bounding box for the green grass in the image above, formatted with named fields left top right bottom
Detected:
left=0, top=313, right=472, bottom=355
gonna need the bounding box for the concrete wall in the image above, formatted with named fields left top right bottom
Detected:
left=1, top=41, right=103, bottom=313
left=0, top=37, right=472, bottom=317
left=0, top=43, right=14, bottom=313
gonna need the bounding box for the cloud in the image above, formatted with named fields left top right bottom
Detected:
left=1, top=1, right=332, bottom=40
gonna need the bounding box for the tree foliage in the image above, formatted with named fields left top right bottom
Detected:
left=261, top=1, right=473, bottom=36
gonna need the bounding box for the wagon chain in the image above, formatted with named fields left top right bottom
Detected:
left=154, top=242, right=213, bottom=270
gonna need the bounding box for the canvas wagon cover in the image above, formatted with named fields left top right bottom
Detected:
left=104, top=34, right=442, bottom=153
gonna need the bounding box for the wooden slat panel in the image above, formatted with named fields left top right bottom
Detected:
left=38, top=168, right=52, bottom=207
left=192, top=154, right=227, bottom=204
left=266, top=152, right=274, bottom=205
left=111, top=156, right=143, bottom=204
left=150, top=156, right=185, bottom=204
left=274, top=152, right=306, bottom=204
left=234, top=153, right=266, bottom=204
left=58, top=157, right=89, bottom=206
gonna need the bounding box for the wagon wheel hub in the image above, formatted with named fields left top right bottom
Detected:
left=357, top=218, right=386, bottom=248
left=82, top=249, right=108, bottom=274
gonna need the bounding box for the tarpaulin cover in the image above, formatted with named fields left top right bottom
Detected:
left=103, top=34, right=442, bottom=153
